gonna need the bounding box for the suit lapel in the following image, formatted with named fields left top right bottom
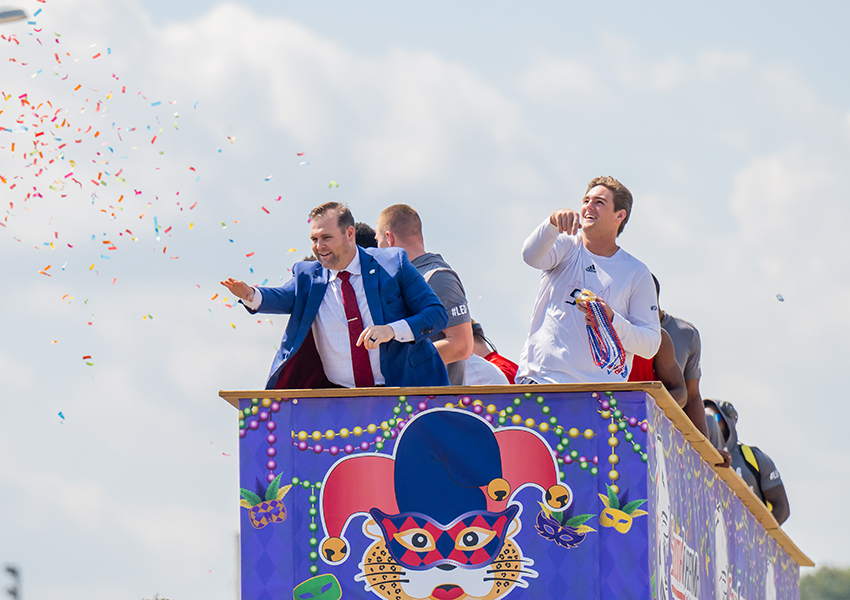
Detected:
left=360, top=249, right=384, bottom=325
left=300, top=264, right=329, bottom=343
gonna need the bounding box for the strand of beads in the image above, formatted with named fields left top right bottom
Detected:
left=239, top=398, right=284, bottom=483
left=594, top=391, right=648, bottom=494
left=585, top=299, right=628, bottom=378
left=290, top=477, right=322, bottom=576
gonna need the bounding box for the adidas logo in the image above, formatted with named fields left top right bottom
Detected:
left=585, top=264, right=597, bottom=273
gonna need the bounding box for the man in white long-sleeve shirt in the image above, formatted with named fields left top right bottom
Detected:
left=516, top=175, right=661, bottom=384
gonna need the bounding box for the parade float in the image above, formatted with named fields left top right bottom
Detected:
left=219, top=382, right=812, bottom=600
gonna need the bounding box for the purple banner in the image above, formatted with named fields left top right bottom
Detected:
left=647, top=399, right=800, bottom=600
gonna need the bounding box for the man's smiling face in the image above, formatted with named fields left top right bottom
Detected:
left=580, top=185, right=624, bottom=238
left=310, top=214, right=356, bottom=271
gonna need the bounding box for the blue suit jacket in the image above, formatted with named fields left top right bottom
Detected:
left=248, top=247, right=450, bottom=389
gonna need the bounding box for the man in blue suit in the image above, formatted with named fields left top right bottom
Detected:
left=221, top=202, right=450, bottom=390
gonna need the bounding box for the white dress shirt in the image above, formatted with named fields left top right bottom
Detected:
left=244, top=252, right=414, bottom=387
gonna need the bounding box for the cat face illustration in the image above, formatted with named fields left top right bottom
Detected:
left=355, top=505, right=536, bottom=600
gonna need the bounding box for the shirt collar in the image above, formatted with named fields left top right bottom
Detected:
left=328, top=249, right=361, bottom=281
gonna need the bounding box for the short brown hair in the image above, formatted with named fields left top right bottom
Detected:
left=586, top=176, right=633, bottom=236
left=309, top=202, right=355, bottom=233
left=377, top=204, right=422, bottom=241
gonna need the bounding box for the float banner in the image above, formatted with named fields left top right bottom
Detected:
left=648, top=398, right=800, bottom=600
left=231, top=388, right=801, bottom=600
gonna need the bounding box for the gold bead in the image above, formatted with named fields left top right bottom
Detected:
left=297, top=431, right=308, bottom=441
left=608, top=454, right=619, bottom=465
left=339, top=428, right=350, bottom=439
left=353, top=427, right=363, bottom=436
left=524, top=418, right=536, bottom=428
left=608, top=437, right=619, bottom=447
left=539, top=423, right=550, bottom=433
left=261, top=398, right=272, bottom=408
left=568, top=428, right=579, bottom=438
left=311, top=431, right=322, bottom=441
left=487, top=404, right=497, bottom=414
left=608, top=470, right=619, bottom=481
left=608, top=423, right=619, bottom=434
left=511, top=414, right=522, bottom=425
left=600, top=410, right=611, bottom=419
left=583, top=429, right=594, bottom=439
left=367, top=424, right=378, bottom=434
left=325, top=430, right=336, bottom=441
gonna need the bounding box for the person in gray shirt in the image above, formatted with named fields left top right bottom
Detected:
left=376, top=204, right=473, bottom=385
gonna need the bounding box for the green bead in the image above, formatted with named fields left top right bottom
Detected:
left=559, top=470, right=566, bottom=480
left=388, top=418, right=397, bottom=427
left=641, top=453, right=648, bottom=463
left=524, top=392, right=532, bottom=398
left=554, top=426, right=563, bottom=436
left=561, top=438, right=570, bottom=446
left=557, top=457, right=564, bottom=464
left=398, top=395, right=407, bottom=403
left=393, top=406, right=401, bottom=415
left=609, top=398, right=618, bottom=407
left=309, top=537, right=318, bottom=547
left=604, top=391, right=613, bottom=397
left=505, top=406, right=514, bottom=415
left=382, top=430, right=392, bottom=439
left=570, top=450, right=579, bottom=459
left=308, top=495, right=317, bottom=504
left=309, top=551, right=318, bottom=561
left=625, top=432, right=634, bottom=442
left=405, top=405, right=414, bottom=414
left=536, top=396, right=545, bottom=405
left=302, top=480, right=311, bottom=489
left=314, top=482, right=322, bottom=490
left=239, top=420, right=245, bottom=428
left=590, top=467, right=598, bottom=476
left=513, top=397, right=522, bottom=406
left=376, top=442, right=384, bottom=450
left=541, top=405, right=551, bottom=415
left=251, top=398, right=260, bottom=406
left=291, top=477, right=300, bottom=485
left=556, top=444, right=565, bottom=453
left=613, top=410, right=623, bottom=419
left=498, top=416, right=507, bottom=425
left=308, top=523, right=318, bottom=532
left=618, top=421, right=627, bottom=431
left=579, top=461, right=588, bottom=471
left=309, top=565, right=318, bottom=575
left=242, top=408, right=252, bottom=417
left=308, top=507, right=317, bottom=517
left=549, top=416, right=558, bottom=425
left=633, top=443, right=642, bottom=453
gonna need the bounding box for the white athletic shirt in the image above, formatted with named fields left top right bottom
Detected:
left=516, top=219, right=661, bottom=384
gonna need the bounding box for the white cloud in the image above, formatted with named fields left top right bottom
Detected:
left=517, top=55, right=615, bottom=107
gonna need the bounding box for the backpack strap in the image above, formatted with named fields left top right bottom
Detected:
left=739, top=444, right=773, bottom=511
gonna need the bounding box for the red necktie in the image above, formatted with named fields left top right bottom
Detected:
left=337, top=270, right=375, bottom=388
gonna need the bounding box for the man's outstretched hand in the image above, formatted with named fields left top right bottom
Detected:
left=221, top=278, right=255, bottom=303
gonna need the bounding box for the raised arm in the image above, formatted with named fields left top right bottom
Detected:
left=521, top=212, right=580, bottom=271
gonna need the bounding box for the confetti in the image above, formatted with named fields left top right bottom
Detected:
left=230, top=323, right=236, bottom=329
left=329, top=181, right=339, bottom=188
left=261, top=206, right=269, bottom=214
left=264, top=175, right=273, bottom=181
left=776, top=294, right=785, bottom=302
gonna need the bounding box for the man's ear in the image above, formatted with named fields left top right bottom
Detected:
left=346, top=225, right=356, bottom=241
left=615, top=209, right=626, bottom=223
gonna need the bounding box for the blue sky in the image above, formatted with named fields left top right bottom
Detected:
left=2, top=0, right=847, bottom=597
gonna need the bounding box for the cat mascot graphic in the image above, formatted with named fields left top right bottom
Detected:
left=318, top=408, right=572, bottom=600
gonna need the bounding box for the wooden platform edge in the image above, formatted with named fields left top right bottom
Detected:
left=219, top=382, right=813, bottom=567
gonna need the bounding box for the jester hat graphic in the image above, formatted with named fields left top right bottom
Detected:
left=319, top=407, right=572, bottom=564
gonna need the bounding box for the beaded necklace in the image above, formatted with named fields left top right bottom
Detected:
left=578, top=289, right=628, bottom=378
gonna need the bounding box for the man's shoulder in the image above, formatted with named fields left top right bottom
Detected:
left=292, top=260, right=324, bottom=277
left=662, top=313, right=700, bottom=335
left=362, top=246, right=405, bottom=267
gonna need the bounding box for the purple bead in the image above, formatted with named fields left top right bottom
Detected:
left=484, top=414, right=494, bottom=423
left=267, top=473, right=276, bottom=483
left=266, top=447, right=277, bottom=457
left=418, top=401, right=428, bottom=411
left=426, top=395, right=436, bottom=400
left=564, top=456, right=574, bottom=464
left=329, top=446, right=339, bottom=456
left=472, top=405, right=483, bottom=414
left=270, top=401, right=280, bottom=412
left=266, top=434, right=277, bottom=444
left=359, top=441, right=370, bottom=451
left=592, top=455, right=598, bottom=465
left=266, top=421, right=277, bottom=431
left=579, top=456, right=587, bottom=463
left=248, top=420, right=259, bottom=430
left=628, top=417, right=638, bottom=427
left=267, top=460, right=277, bottom=470
left=601, top=400, right=610, bottom=410
left=297, top=441, right=309, bottom=451
left=640, top=422, right=649, bottom=432
left=344, top=444, right=354, bottom=455
left=461, top=396, right=472, bottom=406
left=239, top=429, right=247, bottom=438
left=312, top=444, right=323, bottom=454
left=390, top=429, right=398, bottom=439
left=396, top=419, right=406, bottom=429
left=374, top=435, right=383, bottom=444
left=259, top=411, right=269, bottom=421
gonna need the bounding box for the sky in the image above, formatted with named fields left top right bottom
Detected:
left=2, top=0, right=848, bottom=597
